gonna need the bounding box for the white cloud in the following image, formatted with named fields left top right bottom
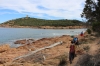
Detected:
left=0, top=0, right=85, bottom=20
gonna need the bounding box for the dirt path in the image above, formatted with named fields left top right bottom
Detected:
left=67, top=37, right=100, bottom=66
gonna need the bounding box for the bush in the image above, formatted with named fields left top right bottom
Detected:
left=83, top=46, right=90, bottom=51
left=92, top=22, right=100, bottom=34
left=75, top=54, right=100, bottom=66
left=58, top=55, right=67, bottom=66
left=75, top=54, right=94, bottom=66
left=87, top=29, right=91, bottom=34
left=58, top=57, right=67, bottom=66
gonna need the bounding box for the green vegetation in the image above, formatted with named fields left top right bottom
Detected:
left=92, top=22, right=100, bottom=33
left=81, top=0, right=100, bottom=33
left=87, top=29, right=91, bottom=34
left=1, top=17, right=85, bottom=27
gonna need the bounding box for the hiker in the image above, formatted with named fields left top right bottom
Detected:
left=72, top=36, right=79, bottom=45
left=69, top=43, right=75, bottom=64
left=72, top=36, right=80, bottom=56
left=80, top=31, right=84, bottom=36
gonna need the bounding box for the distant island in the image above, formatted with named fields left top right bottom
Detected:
left=0, top=16, right=86, bottom=29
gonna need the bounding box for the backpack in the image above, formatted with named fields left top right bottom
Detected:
left=70, top=45, right=75, bottom=53
left=73, top=37, right=78, bottom=43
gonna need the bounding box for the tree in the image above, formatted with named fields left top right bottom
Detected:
left=81, top=0, right=97, bottom=22
left=81, top=0, right=100, bottom=33
left=95, top=0, right=100, bottom=21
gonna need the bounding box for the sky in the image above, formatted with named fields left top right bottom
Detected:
left=0, top=0, right=86, bottom=23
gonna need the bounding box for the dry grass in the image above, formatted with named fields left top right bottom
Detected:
left=57, top=54, right=68, bottom=66
left=75, top=53, right=100, bottom=66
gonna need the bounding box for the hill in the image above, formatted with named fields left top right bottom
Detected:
left=0, top=17, right=86, bottom=28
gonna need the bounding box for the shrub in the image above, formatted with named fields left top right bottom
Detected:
left=92, top=22, right=100, bottom=34
left=87, top=29, right=91, bottom=34
left=83, top=46, right=90, bottom=52
left=75, top=54, right=100, bottom=66
left=70, top=35, right=74, bottom=38
left=75, top=54, right=94, bottom=66
left=58, top=57, right=67, bottom=66
left=58, top=55, right=67, bottom=66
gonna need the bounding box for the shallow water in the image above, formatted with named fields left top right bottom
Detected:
left=0, top=27, right=87, bottom=47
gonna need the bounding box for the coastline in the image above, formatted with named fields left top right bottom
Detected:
left=0, top=35, right=72, bottom=61
left=1, top=29, right=98, bottom=66
left=0, top=33, right=84, bottom=63
left=0, top=25, right=87, bottom=29
left=0, top=31, right=99, bottom=66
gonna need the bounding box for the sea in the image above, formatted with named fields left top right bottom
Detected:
left=0, top=27, right=87, bottom=47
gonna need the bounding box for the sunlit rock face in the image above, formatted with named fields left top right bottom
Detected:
left=0, top=44, right=10, bottom=53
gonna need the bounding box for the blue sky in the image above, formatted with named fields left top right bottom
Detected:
left=0, top=0, right=86, bottom=23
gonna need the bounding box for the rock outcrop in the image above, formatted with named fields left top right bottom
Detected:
left=0, top=44, right=10, bottom=53
left=14, top=39, right=34, bottom=44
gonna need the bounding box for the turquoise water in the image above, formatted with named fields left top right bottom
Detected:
left=0, top=27, right=87, bottom=47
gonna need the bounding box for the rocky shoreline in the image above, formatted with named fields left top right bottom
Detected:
left=0, top=33, right=83, bottom=65
left=0, top=25, right=86, bottom=29
left=0, top=31, right=99, bottom=66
